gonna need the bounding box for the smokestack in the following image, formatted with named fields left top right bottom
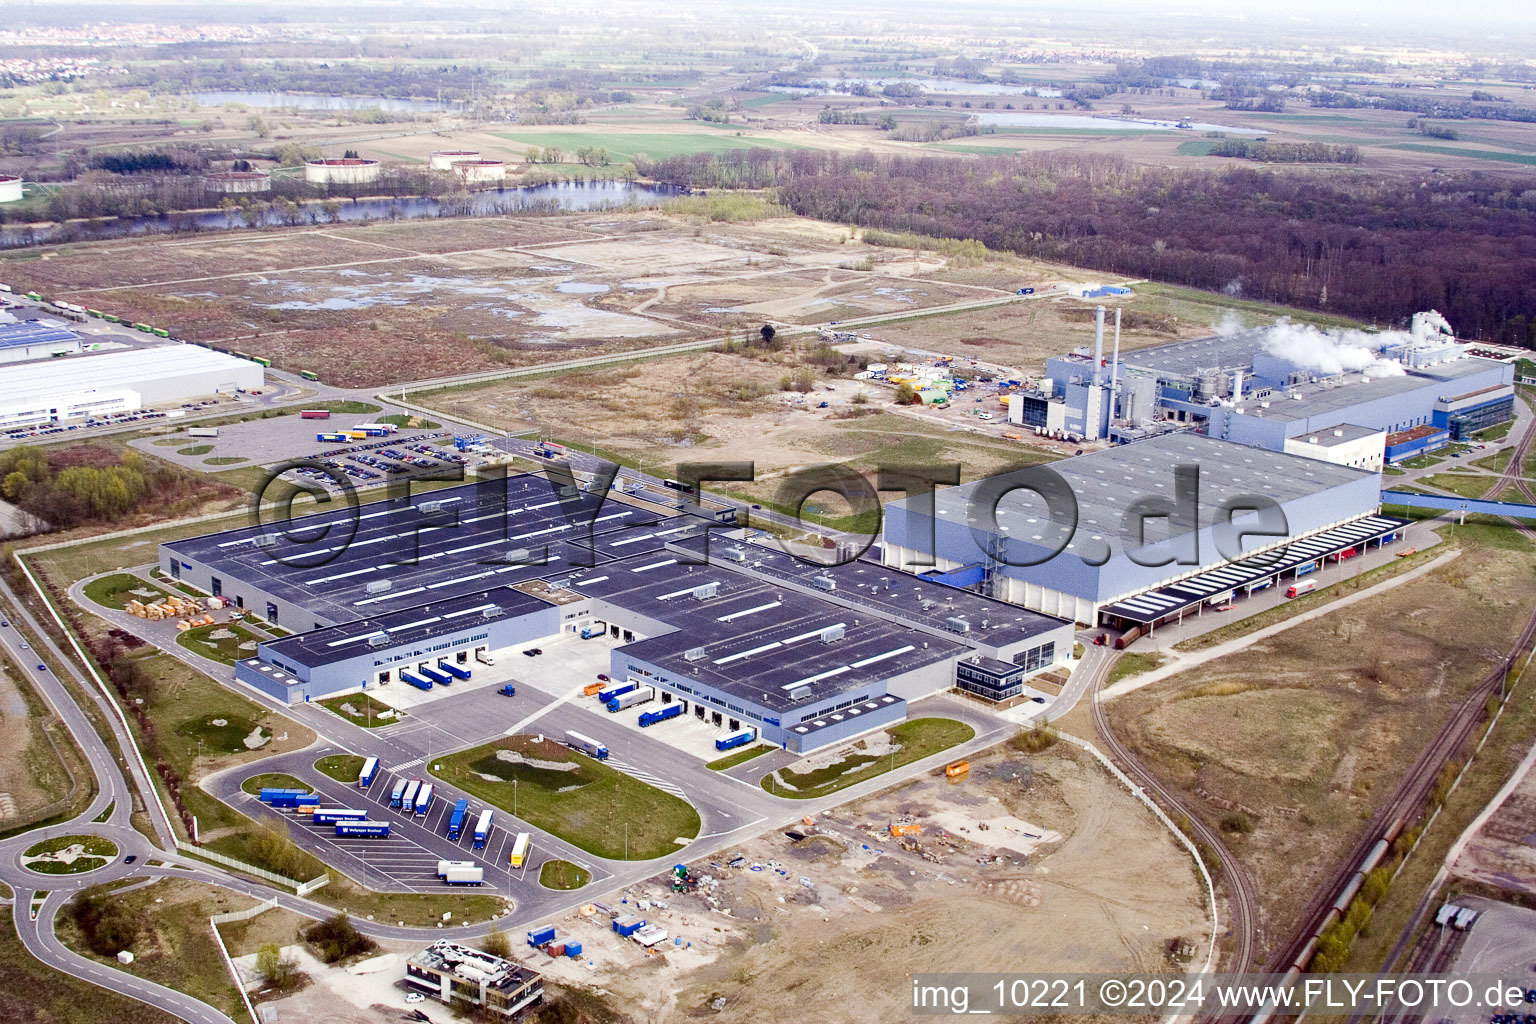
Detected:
left=1092, top=306, right=1105, bottom=387
left=1110, top=306, right=1122, bottom=393
left=1232, top=369, right=1243, bottom=400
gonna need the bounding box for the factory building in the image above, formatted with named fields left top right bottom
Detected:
left=0, top=175, right=23, bottom=204
left=168, top=474, right=1073, bottom=750
left=0, top=344, right=262, bottom=430
left=882, top=432, right=1398, bottom=626
left=0, top=319, right=83, bottom=365
left=1025, top=309, right=1513, bottom=459
left=406, top=942, right=543, bottom=1019
left=304, top=158, right=381, bottom=185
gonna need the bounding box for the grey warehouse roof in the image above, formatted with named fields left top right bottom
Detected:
left=0, top=343, right=255, bottom=403
left=911, top=432, right=1374, bottom=554
left=1233, top=358, right=1496, bottom=422
left=1287, top=423, right=1383, bottom=448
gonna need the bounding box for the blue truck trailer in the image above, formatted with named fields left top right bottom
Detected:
left=595, top=681, right=636, bottom=704
left=400, top=670, right=432, bottom=691
left=473, top=809, right=493, bottom=849
left=335, top=821, right=389, bottom=837
left=437, top=660, right=471, bottom=680
left=414, top=783, right=434, bottom=816
left=400, top=779, right=420, bottom=812
left=314, top=808, right=369, bottom=824
left=358, top=756, right=379, bottom=789
left=639, top=703, right=683, bottom=727
left=389, top=778, right=408, bottom=808
left=446, top=798, right=470, bottom=840
left=419, top=665, right=452, bottom=686
left=715, top=727, right=756, bottom=751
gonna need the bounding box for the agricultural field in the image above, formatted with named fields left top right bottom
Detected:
left=1104, top=530, right=1536, bottom=962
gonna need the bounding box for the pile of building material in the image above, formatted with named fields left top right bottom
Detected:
left=125, top=594, right=205, bottom=621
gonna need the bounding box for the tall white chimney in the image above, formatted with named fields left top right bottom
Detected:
left=1092, top=306, right=1105, bottom=387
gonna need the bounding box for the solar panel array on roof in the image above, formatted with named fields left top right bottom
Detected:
left=0, top=320, right=79, bottom=350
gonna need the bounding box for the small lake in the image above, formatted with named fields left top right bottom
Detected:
left=192, top=91, right=453, bottom=112
left=0, top=180, right=684, bottom=249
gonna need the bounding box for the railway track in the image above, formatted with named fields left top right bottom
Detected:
left=1089, top=650, right=1260, bottom=977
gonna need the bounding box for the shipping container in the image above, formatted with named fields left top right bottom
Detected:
left=358, top=756, right=379, bottom=789
left=612, top=915, right=645, bottom=937
left=446, top=798, right=470, bottom=840
left=510, top=832, right=531, bottom=868
left=639, top=703, right=683, bottom=727
left=565, top=941, right=583, bottom=958
left=473, top=809, right=493, bottom=849
left=300, top=409, right=331, bottom=420
left=715, top=728, right=755, bottom=751
left=414, top=783, right=434, bottom=816
left=527, top=925, right=556, bottom=947
left=437, top=660, right=471, bottom=680
left=335, top=821, right=389, bottom=837
left=400, top=779, right=421, bottom=811
left=582, top=682, right=605, bottom=697
left=565, top=731, right=608, bottom=760
left=389, top=778, right=408, bottom=808
left=607, top=686, right=655, bottom=713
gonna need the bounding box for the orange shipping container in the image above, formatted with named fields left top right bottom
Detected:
left=945, top=759, right=970, bottom=778
left=583, top=682, right=605, bottom=697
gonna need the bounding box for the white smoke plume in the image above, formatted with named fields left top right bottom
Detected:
left=1259, top=319, right=1407, bottom=378
left=1213, top=312, right=1246, bottom=337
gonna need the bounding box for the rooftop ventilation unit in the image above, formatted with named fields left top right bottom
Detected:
left=252, top=534, right=276, bottom=548
left=945, top=616, right=971, bottom=633
left=366, top=633, right=389, bottom=648
left=788, top=685, right=812, bottom=701
left=723, top=547, right=748, bottom=563
left=691, top=583, right=719, bottom=601
left=558, top=485, right=578, bottom=498
left=812, top=575, right=836, bottom=592
left=419, top=500, right=443, bottom=513
left=482, top=605, right=501, bottom=618
left=365, top=579, right=392, bottom=594
left=684, top=646, right=706, bottom=662
left=505, top=548, right=530, bottom=563
left=547, top=579, right=566, bottom=592
left=820, top=625, right=845, bottom=643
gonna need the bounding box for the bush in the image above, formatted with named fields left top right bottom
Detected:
left=1220, top=812, right=1254, bottom=834
left=1011, top=723, right=1058, bottom=753
left=304, top=912, right=376, bottom=964
left=482, top=928, right=511, bottom=959
left=73, top=893, right=141, bottom=955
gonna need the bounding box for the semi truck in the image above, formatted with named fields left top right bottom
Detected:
left=400, top=670, right=432, bottom=691
left=595, top=681, right=636, bottom=704
left=414, top=783, right=434, bottom=816
left=389, top=778, right=407, bottom=808
left=715, top=727, right=756, bottom=751
left=498, top=684, right=516, bottom=697
left=359, top=756, right=379, bottom=789
left=187, top=427, right=219, bottom=438
left=437, top=660, right=471, bottom=680
left=473, top=809, right=493, bottom=849
left=444, top=865, right=483, bottom=886
left=313, top=808, right=370, bottom=824
left=316, top=432, right=348, bottom=443
left=446, top=798, right=470, bottom=840
left=565, top=731, right=608, bottom=760
left=418, top=665, right=452, bottom=686
left=510, top=832, right=530, bottom=868
left=639, top=703, right=683, bottom=727
left=607, top=686, right=655, bottom=713
left=400, top=779, right=420, bottom=812
left=259, top=787, right=308, bottom=803
left=262, top=791, right=318, bottom=810
left=300, top=410, right=331, bottom=420
left=356, top=424, right=393, bottom=437
left=335, top=821, right=389, bottom=837
left=437, top=859, right=476, bottom=878
left=1286, top=579, right=1318, bottom=598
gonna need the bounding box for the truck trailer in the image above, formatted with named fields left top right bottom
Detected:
left=414, top=783, right=434, bottom=816
left=437, top=660, right=471, bottom=680
left=418, top=665, right=452, bottom=686
left=510, top=832, right=530, bottom=868
left=400, top=670, right=432, bottom=691
left=446, top=798, right=470, bottom=840
left=607, top=686, right=655, bottom=713
left=335, top=821, right=389, bottom=837
left=313, top=808, right=370, bottom=824
left=715, top=727, right=756, bottom=751
left=473, top=809, right=493, bottom=849
left=389, top=778, right=407, bottom=808
left=437, top=859, right=476, bottom=877
left=300, top=409, right=331, bottom=420
left=444, top=865, right=484, bottom=886
left=316, top=432, right=348, bottom=443
left=400, top=779, right=420, bottom=811
left=639, top=703, right=683, bottom=727
left=595, top=681, right=636, bottom=704
left=359, top=756, right=379, bottom=789
left=565, top=731, right=608, bottom=760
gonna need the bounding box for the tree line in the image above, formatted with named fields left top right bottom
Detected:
left=635, top=148, right=1536, bottom=346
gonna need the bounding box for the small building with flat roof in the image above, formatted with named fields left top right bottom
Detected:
left=405, top=941, right=543, bottom=1019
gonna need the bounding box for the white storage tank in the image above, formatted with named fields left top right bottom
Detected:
left=304, top=158, right=381, bottom=185
left=0, top=175, right=22, bottom=204
left=203, top=171, right=271, bottom=194
left=429, top=150, right=480, bottom=171
left=451, top=159, right=506, bottom=184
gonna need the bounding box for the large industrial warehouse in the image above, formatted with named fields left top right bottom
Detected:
left=0, top=343, right=263, bottom=429
left=882, top=431, right=1406, bottom=626
left=162, top=474, right=1073, bottom=752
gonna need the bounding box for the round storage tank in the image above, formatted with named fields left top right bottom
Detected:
left=451, top=159, right=506, bottom=184
left=203, top=171, right=272, bottom=194
left=429, top=150, right=480, bottom=171
left=304, top=158, right=381, bottom=185
left=0, top=175, right=23, bottom=204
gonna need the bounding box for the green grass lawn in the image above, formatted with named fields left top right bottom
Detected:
left=1176, top=139, right=1221, bottom=156
left=240, top=772, right=309, bottom=796
left=82, top=572, right=166, bottom=610
left=176, top=711, right=268, bottom=755
left=313, top=400, right=381, bottom=414
left=1387, top=143, right=1536, bottom=166
left=1396, top=453, right=1445, bottom=470
left=431, top=734, right=700, bottom=860
left=538, top=859, right=591, bottom=890
left=315, top=754, right=366, bottom=784
left=378, top=413, right=439, bottom=429
left=1473, top=420, right=1513, bottom=442
left=1106, top=652, right=1165, bottom=686
left=176, top=444, right=214, bottom=456
left=203, top=456, right=247, bottom=466
left=707, top=744, right=774, bottom=771
left=495, top=130, right=800, bottom=163
left=760, top=718, right=975, bottom=800
left=1421, top=473, right=1499, bottom=499
left=316, top=692, right=404, bottom=727
left=23, top=834, right=117, bottom=873
left=175, top=622, right=262, bottom=666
